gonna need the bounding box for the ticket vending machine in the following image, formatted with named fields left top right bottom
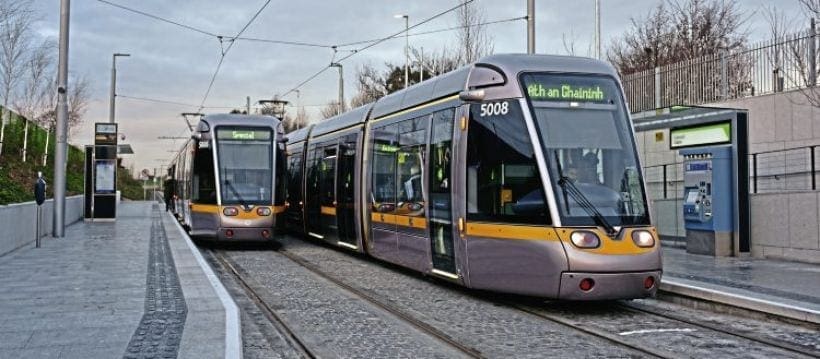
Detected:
left=681, top=146, right=734, bottom=256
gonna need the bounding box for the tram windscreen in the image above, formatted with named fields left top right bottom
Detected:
left=522, top=73, right=650, bottom=226
left=215, top=127, right=273, bottom=205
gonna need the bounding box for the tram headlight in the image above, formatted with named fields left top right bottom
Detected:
left=223, top=207, right=239, bottom=216
left=256, top=207, right=271, bottom=216
left=631, top=230, right=655, bottom=248
left=570, top=231, right=600, bottom=249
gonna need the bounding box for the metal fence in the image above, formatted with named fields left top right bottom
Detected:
left=642, top=145, right=819, bottom=201
left=623, top=24, right=818, bottom=113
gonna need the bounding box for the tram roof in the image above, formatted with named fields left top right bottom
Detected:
left=310, top=104, right=372, bottom=138
left=200, top=113, right=280, bottom=129
left=285, top=125, right=312, bottom=144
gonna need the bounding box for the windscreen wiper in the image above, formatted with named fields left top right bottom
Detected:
left=553, top=152, right=618, bottom=236
left=224, top=179, right=249, bottom=210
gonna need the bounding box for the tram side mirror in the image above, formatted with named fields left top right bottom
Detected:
left=277, top=136, right=289, bottom=144
left=34, top=172, right=46, bottom=206
left=458, top=89, right=485, bottom=103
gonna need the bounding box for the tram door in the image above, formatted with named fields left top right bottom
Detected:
left=336, top=134, right=358, bottom=247
left=318, top=143, right=338, bottom=241
left=428, top=108, right=457, bottom=274
left=304, top=143, right=322, bottom=237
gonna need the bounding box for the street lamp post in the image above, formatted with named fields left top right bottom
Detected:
left=330, top=63, right=344, bottom=112
left=395, top=14, right=409, bottom=88
left=109, top=53, right=130, bottom=124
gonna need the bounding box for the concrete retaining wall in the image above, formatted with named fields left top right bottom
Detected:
left=0, top=195, right=84, bottom=257
left=750, top=191, right=820, bottom=264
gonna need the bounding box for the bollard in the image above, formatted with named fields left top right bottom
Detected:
left=34, top=172, right=47, bottom=248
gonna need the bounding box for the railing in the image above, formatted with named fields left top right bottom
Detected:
left=642, top=145, right=819, bottom=200
left=623, top=23, right=818, bottom=113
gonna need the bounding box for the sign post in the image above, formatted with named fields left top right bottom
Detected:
left=34, top=172, right=47, bottom=248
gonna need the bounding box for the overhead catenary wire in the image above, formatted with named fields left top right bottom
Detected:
left=95, top=0, right=218, bottom=37
left=197, top=0, right=273, bottom=112
left=280, top=0, right=475, bottom=99
left=334, top=15, right=527, bottom=48
left=118, top=94, right=236, bottom=109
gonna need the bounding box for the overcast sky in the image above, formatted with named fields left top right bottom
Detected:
left=30, top=0, right=802, bottom=174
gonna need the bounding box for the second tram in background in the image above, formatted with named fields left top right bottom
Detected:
left=283, top=53, right=662, bottom=300
left=167, top=114, right=286, bottom=241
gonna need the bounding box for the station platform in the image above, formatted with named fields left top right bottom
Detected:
left=0, top=202, right=240, bottom=358
left=661, top=247, right=820, bottom=324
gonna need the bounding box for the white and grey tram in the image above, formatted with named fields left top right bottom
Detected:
left=283, top=54, right=661, bottom=300
left=168, top=114, right=287, bottom=241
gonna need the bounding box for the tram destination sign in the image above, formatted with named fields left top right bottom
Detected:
left=216, top=128, right=271, bottom=141
left=522, top=74, right=614, bottom=103
left=670, top=122, right=732, bottom=149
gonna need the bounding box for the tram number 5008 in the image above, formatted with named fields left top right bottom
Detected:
left=479, top=101, right=509, bottom=117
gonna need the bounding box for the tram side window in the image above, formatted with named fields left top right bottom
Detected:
left=396, top=117, right=427, bottom=216
left=192, top=142, right=216, bottom=204
left=429, top=109, right=454, bottom=195
left=275, top=142, right=287, bottom=206
left=370, top=124, right=398, bottom=213
left=319, top=145, right=337, bottom=207
left=466, top=100, right=550, bottom=224
left=286, top=148, right=303, bottom=205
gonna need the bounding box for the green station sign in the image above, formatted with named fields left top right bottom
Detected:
left=670, top=122, right=732, bottom=149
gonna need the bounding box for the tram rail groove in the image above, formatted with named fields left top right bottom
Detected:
left=208, top=249, right=317, bottom=359
left=618, top=302, right=820, bottom=358
left=508, top=304, right=678, bottom=359
left=278, top=248, right=486, bottom=359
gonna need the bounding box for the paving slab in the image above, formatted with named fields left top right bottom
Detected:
left=662, top=247, right=820, bottom=324
left=0, top=201, right=238, bottom=358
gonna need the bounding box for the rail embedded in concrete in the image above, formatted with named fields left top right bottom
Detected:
left=0, top=195, right=84, bottom=257
left=660, top=278, right=820, bottom=325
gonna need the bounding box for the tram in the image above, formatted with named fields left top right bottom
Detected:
left=284, top=54, right=662, bottom=300
left=168, top=114, right=286, bottom=241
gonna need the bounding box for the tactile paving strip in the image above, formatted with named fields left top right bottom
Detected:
left=124, top=205, right=188, bottom=358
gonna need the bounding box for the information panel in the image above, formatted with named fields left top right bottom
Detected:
left=95, top=160, right=116, bottom=193
left=670, top=122, right=732, bottom=149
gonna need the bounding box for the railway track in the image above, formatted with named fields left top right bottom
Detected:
left=509, top=304, right=678, bottom=358
left=208, top=249, right=317, bottom=359
left=618, top=302, right=820, bottom=358
left=211, top=247, right=485, bottom=358
left=212, top=242, right=818, bottom=359
left=506, top=299, right=819, bottom=359
left=276, top=248, right=486, bottom=359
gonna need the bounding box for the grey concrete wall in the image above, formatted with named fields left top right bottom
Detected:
left=635, top=89, right=820, bottom=263
left=0, top=196, right=84, bottom=257
left=750, top=191, right=820, bottom=264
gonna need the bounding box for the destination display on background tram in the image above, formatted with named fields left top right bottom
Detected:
left=215, top=128, right=272, bottom=141
left=521, top=74, right=617, bottom=103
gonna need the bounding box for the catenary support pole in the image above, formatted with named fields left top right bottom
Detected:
left=527, top=0, right=535, bottom=54
left=53, top=0, right=70, bottom=237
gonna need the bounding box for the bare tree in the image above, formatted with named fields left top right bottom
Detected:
left=13, top=40, right=54, bottom=163
left=320, top=100, right=343, bottom=120
left=282, top=106, right=308, bottom=133
left=0, top=0, right=34, bottom=158
left=766, top=1, right=820, bottom=108
left=40, top=74, right=91, bottom=134
left=608, top=0, right=747, bottom=74
left=349, top=62, right=388, bottom=107
left=347, top=1, right=494, bottom=105
left=454, top=0, right=493, bottom=65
